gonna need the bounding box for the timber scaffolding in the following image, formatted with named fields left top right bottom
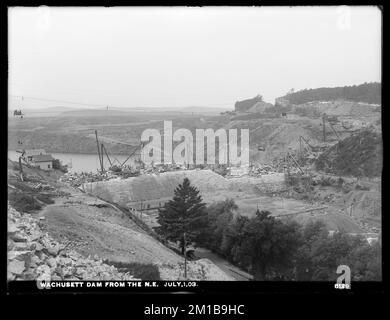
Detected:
left=295, top=113, right=354, bottom=166
left=277, top=206, right=328, bottom=218
left=94, top=130, right=144, bottom=174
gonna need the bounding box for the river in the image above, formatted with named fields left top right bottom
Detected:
left=8, top=150, right=136, bottom=173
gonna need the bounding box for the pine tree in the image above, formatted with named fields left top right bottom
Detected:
left=155, top=178, right=208, bottom=255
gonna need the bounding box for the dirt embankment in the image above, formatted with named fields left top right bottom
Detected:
left=40, top=191, right=234, bottom=280
left=86, top=170, right=251, bottom=204
left=7, top=161, right=234, bottom=281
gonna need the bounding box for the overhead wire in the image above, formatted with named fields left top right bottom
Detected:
left=8, top=94, right=233, bottom=111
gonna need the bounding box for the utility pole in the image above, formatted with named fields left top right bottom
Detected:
left=286, top=153, right=291, bottom=178
left=101, top=144, right=113, bottom=167
left=227, top=135, right=230, bottom=167
left=183, top=232, right=187, bottom=279
left=322, top=114, right=326, bottom=142
left=100, top=143, right=105, bottom=172
left=299, top=137, right=303, bottom=163
left=18, top=157, right=24, bottom=181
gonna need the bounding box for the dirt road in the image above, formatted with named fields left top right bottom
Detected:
left=194, top=248, right=253, bottom=281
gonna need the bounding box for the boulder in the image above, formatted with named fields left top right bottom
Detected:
left=47, top=247, right=59, bottom=256
left=14, top=242, right=31, bottom=251
left=47, top=257, right=57, bottom=269
left=10, top=233, right=28, bottom=243
left=36, top=264, right=51, bottom=276
left=8, top=222, right=18, bottom=234
left=8, top=250, right=32, bottom=261
left=7, top=240, right=15, bottom=251
left=30, top=255, right=41, bottom=267
left=8, top=260, right=25, bottom=275
left=33, top=242, right=44, bottom=252
left=58, top=257, right=73, bottom=266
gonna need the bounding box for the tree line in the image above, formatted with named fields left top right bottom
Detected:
left=155, top=178, right=381, bottom=281
left=280, top=82, right=381, bottom=105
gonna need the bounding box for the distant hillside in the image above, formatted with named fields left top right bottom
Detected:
left=59, top=109, right=132, bottom=117
left=276, top=82, right=381, bottom=106
left=178, top=106, right=229, bottom=115
left=235, top=95, right=273, bottom=113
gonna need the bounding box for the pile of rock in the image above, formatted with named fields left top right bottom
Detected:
left=59, top=172, right=108, bottom=187
left=315, top=129, right=382, bottom=177
left=60, top=172, right=102, bottom=187
left=7, top=204, right=139, bottom=281
left=250, top=164, right=277, bottom=176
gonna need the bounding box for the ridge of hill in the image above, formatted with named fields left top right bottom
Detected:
left=276, top=82, right=381, bottom=106
left=235, top=95, right=273, bottom=113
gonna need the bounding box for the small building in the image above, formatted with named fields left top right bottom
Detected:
left=328, top=230, right=336, bottom=237
left=327, top=115, right=338, bottom=124
left=30, top=154, right=55, bottom=170
left=17, top=149, right=47, bottom=162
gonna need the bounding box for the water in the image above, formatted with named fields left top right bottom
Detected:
left=8, top=150, right=135, bottom=173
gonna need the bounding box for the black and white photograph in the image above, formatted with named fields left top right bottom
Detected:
left=6, top=6, right=382, bottom=295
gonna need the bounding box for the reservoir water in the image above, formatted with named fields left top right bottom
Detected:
left=8, top=150, right=135, bottom=173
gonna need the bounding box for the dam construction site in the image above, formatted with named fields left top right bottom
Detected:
left=8, top=83, right=382, bottom=282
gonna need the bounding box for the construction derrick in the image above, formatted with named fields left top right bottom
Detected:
left=284, top=152, right=305, bottom=175
left=18, top=157, right=24, bottom=181
left=120, top=142, right=143, bottom=167
left=288, top=153, right=305, bottom=174
left=299, top=136, right=313, bottom=160
left=322, top=114, right=341, bottom=142
left=101, top=144, right=113, bottom=167
left=95, top=130, right=104, bottom=172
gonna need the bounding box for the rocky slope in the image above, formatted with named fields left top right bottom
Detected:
left=315, top=129, right=382, bottom=177
left=8, top=161, right=234, bottom=281
left=7, top=204, right=139, bottom=281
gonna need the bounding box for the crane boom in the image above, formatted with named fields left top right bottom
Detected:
left=101, top=144, right=113, bottom=166
left=121, top=142, right=142, bottom=167
left=95, top=130, right=104, bottom=172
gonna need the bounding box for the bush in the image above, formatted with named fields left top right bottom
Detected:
left=200, top=200, right=381, bottom=281
left=8, top=181, right=35, bottom=192
left=8, top=191, right=42, bottom=213
left=355, top=184, right=370, bottom=191
left=109, top=165, right=122, bottom=173
left=104, top=260, right=161, bottom=280
left=36, top=194, right=55, bottom=204
left=319, top=176, right=332, bottom=186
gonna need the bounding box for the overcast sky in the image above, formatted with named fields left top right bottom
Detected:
left=8, top=6, right=381, bottom=110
